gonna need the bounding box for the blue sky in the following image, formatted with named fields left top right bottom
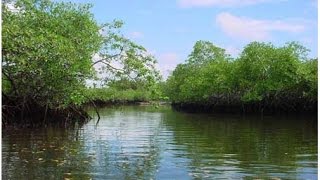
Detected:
left=61, top=0, right=318, bottom=78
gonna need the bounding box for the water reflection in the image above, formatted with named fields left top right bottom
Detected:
left=162, top=112, right=317, bottom=179
left=2, top=128, right=93, bottom=179
left=83, top=107, right=162, bottom=179
left=2, top=106, right=317, bottom=179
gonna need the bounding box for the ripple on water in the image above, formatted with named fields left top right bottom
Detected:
left=2, top=106, right=318, bottom=179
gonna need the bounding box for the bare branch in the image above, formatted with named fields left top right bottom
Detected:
left=91, top=47, right=124, bottom=66
left=100, top=61, right=124, bottom=72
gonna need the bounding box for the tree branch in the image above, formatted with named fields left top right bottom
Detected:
left=91, top=47, right=124, bottom=66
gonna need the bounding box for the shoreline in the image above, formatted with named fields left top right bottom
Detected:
left=171, top=102, right=317, bottom=116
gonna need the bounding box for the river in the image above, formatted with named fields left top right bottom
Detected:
left=2, top=105, right=317, bottom=179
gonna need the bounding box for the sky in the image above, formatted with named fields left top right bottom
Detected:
left=60, top=0, right=318, bottom=79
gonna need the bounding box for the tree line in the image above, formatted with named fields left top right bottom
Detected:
left=165, top=40, right=317, bottom=113
left=2, top=0, right=317, bottom=127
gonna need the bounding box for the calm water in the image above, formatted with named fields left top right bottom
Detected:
left=2, top=106, right=318, bottom=179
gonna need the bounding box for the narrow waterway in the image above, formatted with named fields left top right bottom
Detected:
left=2, top=105, right=317, bottom=179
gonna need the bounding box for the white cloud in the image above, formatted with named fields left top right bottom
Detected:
left=5, top=2, right=21, bottom=13
left=156, top=53, right=180, bottom=79
left=216, top=12, right=306, bottom=41
left=146, top=49, right=157, bottom=56
left=88, top=53, right=126, bottom=87
left=178, top=0, right=274, bottom=8
left=129, top=31, right=144, bottom=39
left=224, top=46, right=241, bottom=57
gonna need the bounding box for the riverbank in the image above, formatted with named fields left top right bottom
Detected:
left=2, top=97, right=90, bottom=128
left=2, top=96, right=169, bottom=128
left=165, top=41, right=317, bottom=117
left=3, top=97, right=316, bottom=129
left=88, top=99, right=170, bottom=107
left=172, top=100, right=317, bottom=115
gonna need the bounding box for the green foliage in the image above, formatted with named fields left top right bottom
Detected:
left=88, top=20, right=162, bottom=103
left=165, top=40, right=233, bottom=102
left=187, top=40, right=231, bottom=64
left=85, top=78, right=167, bottom=103
left=85, top=88, right=151, bottom=102
left=235, top=41, right=312, bottom=102
left=93, top=20, right=161, bottom=89
left=3, top=0, right=102, bottom=108
left=2, top=0, right=162, bottom=114
left=297, top=58, right=318, bottom=99
left=165, top=40, right=317, bottom=108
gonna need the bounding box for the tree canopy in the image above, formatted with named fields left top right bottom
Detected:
left=165, top=40, right=317, bottom=113
left=2, top=0, right=161, bottom=124
left=3, top=0, right=103, bottom=108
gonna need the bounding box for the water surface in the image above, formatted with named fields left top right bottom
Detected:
left=2, top=106, right=317, bottom=179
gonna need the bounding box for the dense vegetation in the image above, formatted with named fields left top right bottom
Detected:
left=2, top=0, right=317, bottom=127
left=2, top=0, right=161, bottom=126
left=165, top=41, right=317, bottom=114
left=84, top=79, right=167, bottom=105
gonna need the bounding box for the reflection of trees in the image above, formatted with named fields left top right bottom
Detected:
left=84, top=106, right=164, bottom=179
left=162, top=112, right=317, bottom=179
left=2, top=127, right=93, bottom=180
left=3, top=107, right=316, bottom=179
